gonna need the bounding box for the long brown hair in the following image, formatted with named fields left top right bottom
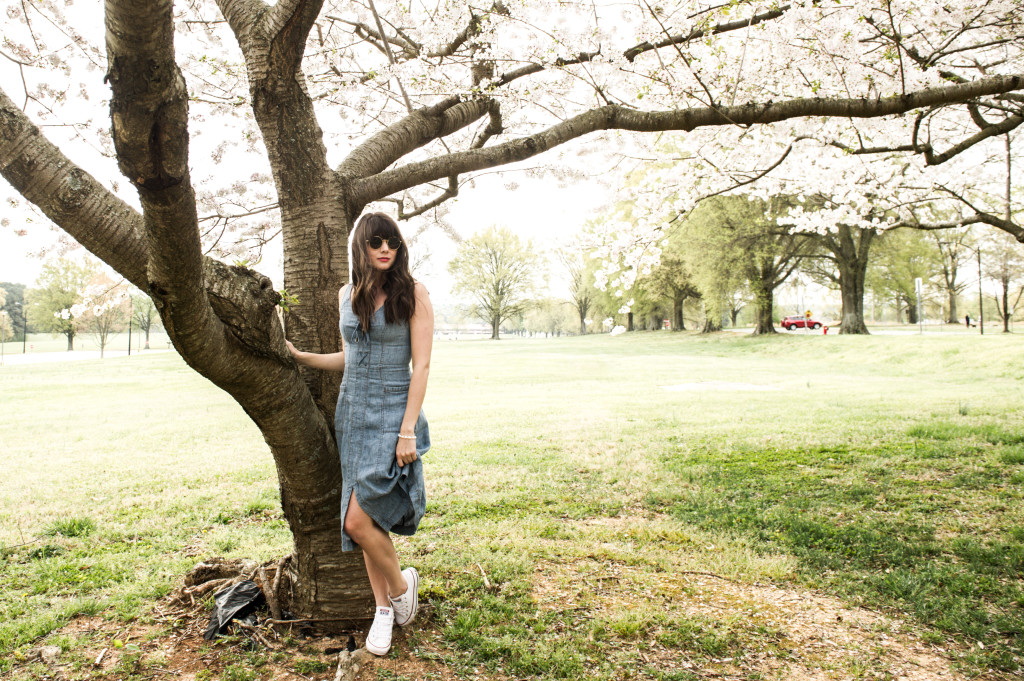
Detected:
left=350, top=212, right=416, bottom=332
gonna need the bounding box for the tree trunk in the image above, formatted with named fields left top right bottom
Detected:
left=1003, top=282, right=1011, bottom=332
left=948, top=289, right=959, bottom=325
left=837, top=263, right=870, bottom=334
left=752, top=296, right=777, bottom=335
left=824, top=225, right=873, bottom=334
left=627, top=311, right=634, bottom=332
left=702, top=317, right=722, bottom=333
left=751, top=275, right=777, bottom=335
left=905, top=295, right=919, bottom=324
left=66, top=331, right=74, bottom=351
left=491, top=316, right=500, bottom=339
left=673, top=295, right=685, bottom=330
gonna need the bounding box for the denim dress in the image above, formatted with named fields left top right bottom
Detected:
left=336, top=287, right=429, bottom=552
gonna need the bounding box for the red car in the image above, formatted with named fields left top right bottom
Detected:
left=781, top=315, right=822, bottom=330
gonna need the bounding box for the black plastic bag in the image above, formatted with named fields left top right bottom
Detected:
left=203, top=580, right=266, bottom=640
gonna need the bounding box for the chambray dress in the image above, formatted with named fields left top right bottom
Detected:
left=336, top=287, right=429, bottom=552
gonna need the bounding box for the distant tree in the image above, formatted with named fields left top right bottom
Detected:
left=523, top=298, right=574, bottom=337
left=0, top=281, right=27, bottom=340
left=449, top=227, right=541, bottom=340
left=643, top=251, right=699, bottom=331
left=682, top=196, right=813, bottom=335
left=867, top=231, right=941, bottom=323
left=131, top=293, right=161, bottom=350
left=25, top=259, right=97, bottom=351
left=0, top=288, right=12, bottom=345
left=73, top=274, right=131, bottom=358
left=930, top=228, right=973, bottom=324
left=798, top=221, right=878, bottom=335
left=985, top=232, right=1024, bottom=333
left=560, top=253, right=593, bottom=336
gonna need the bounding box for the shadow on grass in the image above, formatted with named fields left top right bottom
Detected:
left=648, top=431, right=1024, bottom=674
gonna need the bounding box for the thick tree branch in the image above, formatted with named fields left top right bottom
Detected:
left=0, top=86, right=148, bottom=288
left=264, top=0, right=324, bottom=75
left=105, top=0, right=221, bottom=355
left=337, top=97, right=491, bottom=179
left=352, top=74, right=1024, bottom=205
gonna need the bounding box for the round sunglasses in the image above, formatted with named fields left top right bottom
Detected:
left=366, top=235, right=402, bottom=250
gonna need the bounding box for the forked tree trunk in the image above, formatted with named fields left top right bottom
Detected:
left=820, top=225, right=873, bottom=335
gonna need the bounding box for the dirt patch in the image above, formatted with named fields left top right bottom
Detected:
left=8, top=597, right=460, bottom=681
left=532, top=558, right=977, bottom=680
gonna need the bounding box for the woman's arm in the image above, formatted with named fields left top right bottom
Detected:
left=286, top=339, right=346, bottom=372
left=284, top=285, right=347, bottom=372
left=396, top=283, right=433, bottom=466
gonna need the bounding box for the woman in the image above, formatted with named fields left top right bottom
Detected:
left=287, top=212, right=433, bottom=656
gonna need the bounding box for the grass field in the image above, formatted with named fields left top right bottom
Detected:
left=1, top=331, right=1023, bottom=680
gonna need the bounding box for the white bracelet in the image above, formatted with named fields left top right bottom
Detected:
left=397, top=433, right=416, bottom=440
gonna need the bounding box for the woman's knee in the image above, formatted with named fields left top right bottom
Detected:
left=344, top=497, right=372, bottom=540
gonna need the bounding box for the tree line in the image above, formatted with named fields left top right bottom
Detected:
left=451, top=196, right=1024, bottom=338
left=1, top=258, right=162, bottom=355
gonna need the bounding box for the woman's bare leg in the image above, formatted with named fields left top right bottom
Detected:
left=344, top=492, right=408, bottom=605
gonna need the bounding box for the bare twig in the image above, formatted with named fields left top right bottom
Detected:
left=476, top=562, right=493, bottom=590
left=365, top=0, right=413, bottom=112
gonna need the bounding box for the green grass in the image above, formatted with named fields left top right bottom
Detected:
left=2, top=331, right=1024, bottom=679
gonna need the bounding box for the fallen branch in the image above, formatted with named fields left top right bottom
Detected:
left=234, top=622, right=275, bottom=649
left=678, top=570, right=738, bottom=583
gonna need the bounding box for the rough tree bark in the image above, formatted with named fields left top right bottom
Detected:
left=1, top=0, right=1023, bottom=627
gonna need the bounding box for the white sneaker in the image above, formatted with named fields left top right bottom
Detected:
left=365, top=606, right=393, bottom=656
left=389, top=567, right=419, bottom=627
